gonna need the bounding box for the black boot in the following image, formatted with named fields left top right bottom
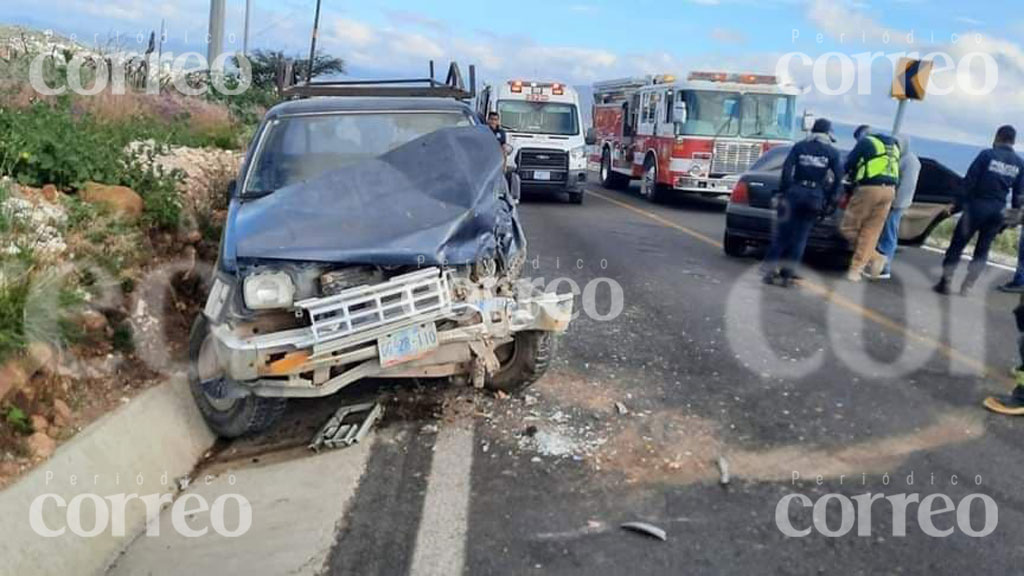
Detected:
left=984, top=386, right=1024, bottom=415
left=933, top=276, right=951, bottom=295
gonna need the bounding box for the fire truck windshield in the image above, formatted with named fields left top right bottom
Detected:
left=676, top=91, right=795, bottom=141
left=497, top=100, right=580, bottom=136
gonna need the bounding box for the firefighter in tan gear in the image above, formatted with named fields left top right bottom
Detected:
left=841, top=125, right=901, bottom=282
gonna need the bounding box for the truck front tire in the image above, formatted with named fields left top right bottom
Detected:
left=486, top=331, right=555, bottom=394
left=188, top=316, right=287, bottom=438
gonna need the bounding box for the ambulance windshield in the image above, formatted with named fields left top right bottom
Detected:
left=497, top=100, right=580, bottom=136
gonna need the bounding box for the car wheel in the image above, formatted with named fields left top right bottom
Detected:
left=188, top=315, right=287, bottom=438
left=486, top=331, right=555, bottom=394
left=723, top=231, right=747, bottom=257
left=640, top=156, right=663, bottom=202
left=568, top=191, right=584, bottom=205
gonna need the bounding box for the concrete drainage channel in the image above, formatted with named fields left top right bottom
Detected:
left=0, top=375, right=379, bottom=576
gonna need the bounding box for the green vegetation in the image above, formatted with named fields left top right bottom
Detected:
left=928, top=217, right=1021, bottom=261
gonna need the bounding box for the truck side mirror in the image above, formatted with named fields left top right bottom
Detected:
left=585, top=128, right=596, bottom=146
left=226, top=179, right=237, bottom=202
left=673, top=101, right=688, bottom=124
left=801, top=112, right=817, bottom=132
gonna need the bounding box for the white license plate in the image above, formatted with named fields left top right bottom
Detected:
left=378, top=323, right=439, bottom=368
left=534, top=170, right=551, bottom=181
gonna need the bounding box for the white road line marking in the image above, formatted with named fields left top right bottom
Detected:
left=409, top=420, right=475, bottom=576
left=920, top=244, right=1017, bottom=272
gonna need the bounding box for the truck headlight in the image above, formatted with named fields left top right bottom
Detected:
left=689, top=163, right=706, bottom=177
left=570, top=145, right=587, bottom=160
left=243, top=271, right=295, bottom=310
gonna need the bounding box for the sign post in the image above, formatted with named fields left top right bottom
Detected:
left=891, top=58, right=933, bottom=136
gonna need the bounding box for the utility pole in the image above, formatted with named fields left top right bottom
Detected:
left=243, top=0, right=252, bottom=55
left=207, top=0, right=226, bottom=67
left=158, top=18, right=165, bottom=62
left=306, top=0, right=323, bottom=83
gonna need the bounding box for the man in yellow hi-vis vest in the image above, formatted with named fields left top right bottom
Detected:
left=840, top=125, right=901, bottom=282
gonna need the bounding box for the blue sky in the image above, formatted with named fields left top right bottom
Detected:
left=4, top=1, right=1024, bottom=145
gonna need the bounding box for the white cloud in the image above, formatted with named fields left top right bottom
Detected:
left=388, top=32, right=444, bottom=59
left=330, top=18, right=376, bottom=48
left=799, top=0, right=1024, bottom=145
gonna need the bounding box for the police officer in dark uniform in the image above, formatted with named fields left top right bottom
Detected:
left=762, top=118, right=843, bottom=286
left=934, top=125, right=1024, bottom=296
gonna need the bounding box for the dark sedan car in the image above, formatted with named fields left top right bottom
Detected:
left=723, top=145, right=965, bottom=258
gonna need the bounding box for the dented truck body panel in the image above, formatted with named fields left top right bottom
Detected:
left=200, top=99, right=572, bottom=402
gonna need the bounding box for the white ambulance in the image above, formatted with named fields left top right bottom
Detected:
left=478, top=80, right=587, bottom=204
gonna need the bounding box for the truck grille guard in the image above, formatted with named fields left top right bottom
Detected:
left=296, top=267, right=452, bottom=347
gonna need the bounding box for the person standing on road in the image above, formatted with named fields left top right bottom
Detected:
left=934, top=125, right=1024, bottom=296
left=841, top=125, right=901, bottom=282
left=870, top=135, right=921, bottom=280
left=487, top=111, right=507, bottom=146
left=984, top=294, right=1024, bottom=415
left=762, top=118, right=842, bottom=287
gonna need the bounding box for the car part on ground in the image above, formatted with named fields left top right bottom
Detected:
left=308, top=401, right=383, bottom=451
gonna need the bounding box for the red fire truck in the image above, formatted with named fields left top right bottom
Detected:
left=589, top=72, right=800, bottom=201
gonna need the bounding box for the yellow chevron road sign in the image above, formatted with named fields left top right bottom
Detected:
left=892, top=58, right=933, bottom=101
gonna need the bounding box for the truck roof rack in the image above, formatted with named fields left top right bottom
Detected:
left=283, top=61, right=477, bottom=100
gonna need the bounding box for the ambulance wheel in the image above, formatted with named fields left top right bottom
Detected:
left=640, top=155, right=664, bottom=203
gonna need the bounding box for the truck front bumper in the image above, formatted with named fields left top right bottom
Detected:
left=206, top=271, right=573, bottom=398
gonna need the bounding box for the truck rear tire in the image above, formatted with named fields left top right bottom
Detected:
left=188, top=316, right=287, bottom=439
left=486, top=331, right=555, bottom=394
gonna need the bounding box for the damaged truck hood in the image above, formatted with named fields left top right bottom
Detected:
left=227, top=126, right=524, bottom=268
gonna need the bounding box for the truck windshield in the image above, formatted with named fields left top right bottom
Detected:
left=497, top=100, right=579, bottom=136
left=740, top=94, right=796, bottom=140
left=676, top=90, right=795, bottom=140
left=245, top=111, right=472, bottom=195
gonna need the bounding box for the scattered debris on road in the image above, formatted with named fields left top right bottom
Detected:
left=717, top=455, right=730, bottom=485
left=620, top=521, right=667, bottom=542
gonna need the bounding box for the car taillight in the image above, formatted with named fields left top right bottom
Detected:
left=730, top=180, right=749, bottom=205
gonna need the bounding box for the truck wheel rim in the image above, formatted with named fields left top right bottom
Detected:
left=643, top=164, right=656, bottom=197
left=601, top=155, right=609, bottom=182
left=198, top=334, right=236, bottom=412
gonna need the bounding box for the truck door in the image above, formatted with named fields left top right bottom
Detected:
left=637, top=91, right=656, bottom=137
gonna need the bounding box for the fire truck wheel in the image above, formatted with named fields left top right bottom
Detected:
left=641, top=155, right=664, bottom=203
left=600, top=148, right=628, bottom=189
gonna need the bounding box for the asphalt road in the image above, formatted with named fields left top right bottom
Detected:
left=113, top=177, right=1024, bottom=576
